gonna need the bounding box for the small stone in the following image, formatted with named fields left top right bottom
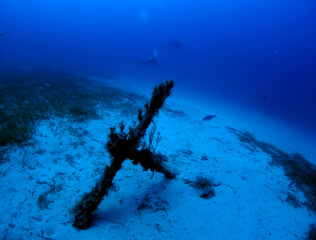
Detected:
left=201, top=154, right=208, bottom=161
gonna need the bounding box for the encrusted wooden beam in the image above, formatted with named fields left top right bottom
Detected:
left=73, top=80, right=176, bottom=229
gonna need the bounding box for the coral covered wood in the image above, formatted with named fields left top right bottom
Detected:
left=73, top=80, right=176, bottom=229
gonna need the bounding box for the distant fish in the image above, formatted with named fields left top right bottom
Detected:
left=138, top=49, right=158, bottom=65
left=203, top=114, right=216, bottom=121
left=138, top=56, right=157, bottom=65
left=167, top=40, right=182, bottom=50
left=262, top=96, right=268, bottom=101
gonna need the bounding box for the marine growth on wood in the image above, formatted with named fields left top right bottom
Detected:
left=73, top=80, right=176, bottom=229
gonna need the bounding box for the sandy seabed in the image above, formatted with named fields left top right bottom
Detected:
left=0, top=79, right=315, bottom=240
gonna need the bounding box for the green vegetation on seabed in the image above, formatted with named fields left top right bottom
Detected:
left=227, top=127, right=316, bottom=212
left=227, top=128, right=316, bottom=238
left=183, top=175, right=221, bottom=199
left=0, top=68, right=145, bottom=160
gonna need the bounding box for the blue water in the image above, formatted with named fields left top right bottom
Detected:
left=1, top=0, right=316, bottom=135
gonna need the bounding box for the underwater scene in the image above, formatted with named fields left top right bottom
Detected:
left=0, top=0, right=315, bottom=239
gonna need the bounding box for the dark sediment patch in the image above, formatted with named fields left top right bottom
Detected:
left=163, top=107, right=187, bottom=118
left=227, top=127, right=316, bottom=212
left=307, top=224, right=316, bottom=240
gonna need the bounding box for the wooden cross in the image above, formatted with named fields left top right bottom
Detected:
left=73, top=80, right=176, bottom=229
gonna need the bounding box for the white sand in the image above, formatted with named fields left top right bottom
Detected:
left=0, top=80, right=315, bottom=240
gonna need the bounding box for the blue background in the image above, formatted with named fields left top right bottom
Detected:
left=1, top=0, right=315, bottom=135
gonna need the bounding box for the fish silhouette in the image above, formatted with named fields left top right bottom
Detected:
left=167, top=41, right=182, bottom=50
left=203, top=114, right=216, bottom=121
left=138, top=49, right=158, bottom=65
